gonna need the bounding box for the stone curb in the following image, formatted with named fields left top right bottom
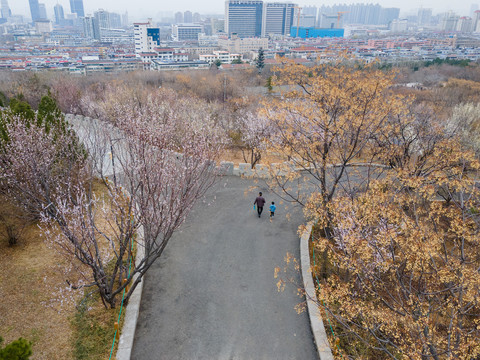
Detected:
left=300, top=224, right=334, bottom=360
left=116, top=226, right=145, bottom=360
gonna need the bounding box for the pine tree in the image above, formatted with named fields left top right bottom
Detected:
left=256, top=48, right=265, bottom=72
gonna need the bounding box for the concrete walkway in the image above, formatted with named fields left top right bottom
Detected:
left=131, top=176, right=318, bottom=360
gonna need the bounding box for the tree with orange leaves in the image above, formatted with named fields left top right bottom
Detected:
left=315, top=140, right=480, bottom=359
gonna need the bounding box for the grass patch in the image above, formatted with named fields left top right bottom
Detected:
left=71, top=291, right=125, bottom=360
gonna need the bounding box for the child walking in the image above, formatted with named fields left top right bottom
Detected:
left=269, top=201, right=276, bottom=222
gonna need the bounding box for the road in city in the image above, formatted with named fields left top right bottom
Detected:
left=132, top=175, right=318, bottom=360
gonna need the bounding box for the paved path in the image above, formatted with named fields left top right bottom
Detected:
left=131, top=176, right=318, bottom=360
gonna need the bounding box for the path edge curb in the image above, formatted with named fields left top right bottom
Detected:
left=116, top=226, right=145, bottom=360
left=300, top=223, right=335, bottom=360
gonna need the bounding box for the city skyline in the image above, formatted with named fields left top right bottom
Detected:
left=9, top=0, right=478, bottom=21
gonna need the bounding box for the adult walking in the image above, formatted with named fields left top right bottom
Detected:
left=254, top=192, right=266, bottom=218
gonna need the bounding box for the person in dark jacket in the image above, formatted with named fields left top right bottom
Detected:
left=254, top=192, right=266, bottom=218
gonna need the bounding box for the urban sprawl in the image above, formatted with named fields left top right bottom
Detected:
left=1, top=0, right=480, bottom=73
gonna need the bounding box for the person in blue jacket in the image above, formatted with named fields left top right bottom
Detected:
left=269, top=201, right=276, bottom=221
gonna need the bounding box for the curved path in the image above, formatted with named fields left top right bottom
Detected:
left=131, top=176, right=318, bottom=360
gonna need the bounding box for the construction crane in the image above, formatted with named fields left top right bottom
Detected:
left=293, top=6, right=302, bottom=37
left=337, top=11, right=348, bottom=28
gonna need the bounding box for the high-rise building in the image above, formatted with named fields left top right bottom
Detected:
left=457, top=16, right=473, bottom=32
left=175, top=11, right=183, bottom=23
left=225, top=0, right=263, bottom=38
left=122, top=12, right=129, bottom=27
left=184, top=10, right=193, bottom=23
left=379, top=8, right=400, bottom=25
left=474, top=10, right=480, bottom=32
left=262, top=2, right=295, bottom=36
left=109, top=12, right=121, bottom=28
left=29, top=0, right=41, bottom=22
left=83, top=15, right=100, bottom=39
left=38, top=3, right=47, bottom=19
left=318, top=3, right=398, bottom=25
left=70, top=0, right=85, bottom=18
left=134, top=20, right=161, bottom=54
left=193, top=12, right=201, bottom=22
left=1, top=0, right=11, bottom=18
left=417, top=8, right=432, bottom=26
left=442, top=11, right=459, bottom=31
left=94, top=9, right=110, bottom=29
left=54, top=4, right=64, bottom=24
left=294, top=13, right=316, bottom=27
left=302, top=6, right=317, bottom=17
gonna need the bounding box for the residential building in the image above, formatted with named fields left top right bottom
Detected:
left=35, top=19, right=52, bottom=33
left=150, top=60, right=209, bottom=71
left=29, top=0, right=41, bottom=22
left=225, top=0, right=263, bottom=38
left=54, top=4, right=64, bottom=25
left=318, top=13, right=341, bottom=29
left=172, top=23, right=203, bottom=41
left=109, top=12, right=122, bottom=28
left=184, top=11, right=193, bottom=23
left=193, top=12, right=201, bottom=22
left=474, top=10, right=480, bottom=32
left=134, top=20, right=160, bottom=54
left=122, top=12, right=129, bottom=27
left=294, top=14, right=316, bottom=28
left=418, top=8, right=432, bottom=26
left=302, top=6, right=317, bottom=17
left=1, top=0, right=11, bottom=19
left=457, top=17, right=473, bottom=32
left=70, top=0, right=85, bottom=18
left=198, top=33, right=219, bottom=46
left=442, top=12, right=459, bottom=31
left=94, top=9, right=110, bottom=29
left=262, top=2, right=296, bottom=37
left=199, top=50, right=241, bottom=63
left=175, top=12, right=183, bottom=23
left=211, top=18, right=225, bottom=34
left=390, top=19, right=408, bottom=32
left=218, top=34, right=268, bottom=53
left=83, top=16, right=100, bottom=39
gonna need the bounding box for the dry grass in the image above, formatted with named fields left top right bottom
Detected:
left=0, top=200, right=76, bottom=359
left=220, top=147, right=285, bottom=167
left=0, top=183, right=122, bottom=360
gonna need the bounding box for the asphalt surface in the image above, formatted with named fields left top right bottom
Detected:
left=131, top=176, right=318, bottom=360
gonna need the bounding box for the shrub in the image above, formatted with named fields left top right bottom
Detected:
left=0, top=336, right=33, bottom=360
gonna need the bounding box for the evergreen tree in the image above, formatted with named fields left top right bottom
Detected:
left=256, top=48, right=265, bottom=72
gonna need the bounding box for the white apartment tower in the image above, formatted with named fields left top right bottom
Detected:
left=261, top=2, right=296, bottom=37
left=134, top=19, right=161, bottom=54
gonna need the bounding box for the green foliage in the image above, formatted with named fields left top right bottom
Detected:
left=72, top=293, right=119, bottom=360
left=256, top=48, right=265, bottom=72
left=231, top=58, right=243, bottom=64
left=423, top=57, right=471, bottom=68
left=214, top=59, right=222, bottom=67
left=0, top=336, right=33, bottom=360
left=0, top=92, right=7, bottom=108
left=266, top=76, right=273, bottom=92
left=8, top=99, right=34, bottom=121
left=37, top=94, right=66, bottom=134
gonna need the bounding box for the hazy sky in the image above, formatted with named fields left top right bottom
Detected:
left=9, top=0, right=479, bottom=21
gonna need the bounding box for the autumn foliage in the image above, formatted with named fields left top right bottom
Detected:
left=264, top=60, right=480, bottom=358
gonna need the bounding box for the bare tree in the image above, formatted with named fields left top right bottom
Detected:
left=0, top=88, right=226, bottom=308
